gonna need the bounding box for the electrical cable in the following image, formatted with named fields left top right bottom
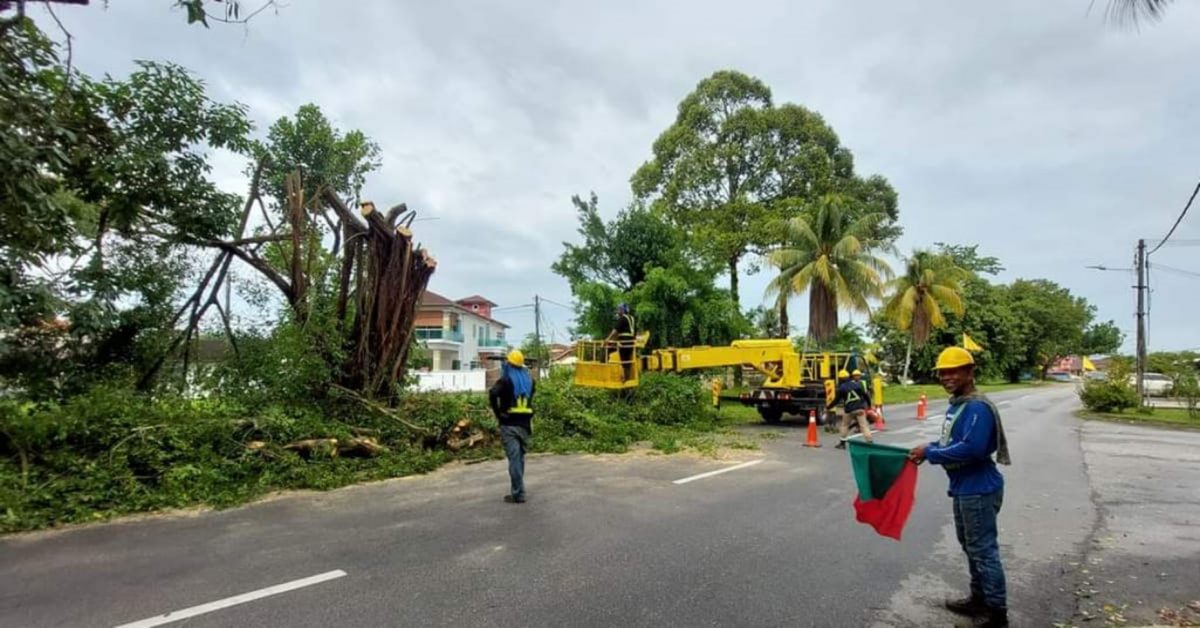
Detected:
left=1150, top=262, right=1200, bottom=279
left=1148, top=177, right=1200, bottom=255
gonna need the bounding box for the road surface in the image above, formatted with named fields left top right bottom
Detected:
left=1, top=386, right=1195, bottom=627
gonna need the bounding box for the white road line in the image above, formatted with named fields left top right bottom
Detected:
left=113, top=570, right=348, bottom=628
left=673, top=459, right=763, bottom=485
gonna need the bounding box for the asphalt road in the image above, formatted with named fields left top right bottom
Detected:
left=1, top=386, right=1194, bottom=627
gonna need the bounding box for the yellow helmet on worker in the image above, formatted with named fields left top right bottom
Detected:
left=506, top=349, right=525, bottom=367
left=935, top=346, right=975, bottom=370
left=837, top=369, right=849, bottom=379
left=851, top=369, right=863, bottom=377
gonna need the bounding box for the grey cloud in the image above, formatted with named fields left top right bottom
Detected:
left=37, top=0, right=1200, bottom=350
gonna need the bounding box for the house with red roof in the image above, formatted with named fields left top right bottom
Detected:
left=414, top=290, right=510, bottom=374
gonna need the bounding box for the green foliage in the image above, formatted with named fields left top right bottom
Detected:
left=1006, top=278, right=1095, bottom=376
left=174, top=1, right=278, bottom=28
left=933, top=242, right=1004, bottom=276
left=632, top=70, right=899, bottom=306
left=1079, top=360, right=1140, bottom=413
left=870, top=244, right=1109, bottom=384
left=531, top=370, right=719, bottom=453
left=767, top=194, right=892, bottom=342
left=1, top=21, right=256, bottom=399
left=882, top=249, right=969, bottom=347
left=0, top=369, right=726, bottom=533
left=1082, top=321, right=1124, bottom=356
left=554, top=196, right=747, bottom=348
left=553, top=193, right=683, bottom=292
left=256, top=103, right=381, bottom=205
left=518, top=333, right=550, bottom=367
left=631, top=70, right=774, bottom=301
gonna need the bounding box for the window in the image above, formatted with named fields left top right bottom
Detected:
left=451, top=359, right=461, bottom=371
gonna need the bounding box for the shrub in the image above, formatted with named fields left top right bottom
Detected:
left=1078, top=362, right=1139, bottom=413
left=0, top=368, right=723, bottom=533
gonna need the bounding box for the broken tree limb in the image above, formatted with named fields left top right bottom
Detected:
left=331, top=384, right=430, bottom=435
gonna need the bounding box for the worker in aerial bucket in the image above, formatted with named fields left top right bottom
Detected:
left=605, top=303, right=636, bottom=381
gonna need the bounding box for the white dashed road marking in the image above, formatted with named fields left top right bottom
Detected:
left=113, top=570, right=348, bottom=628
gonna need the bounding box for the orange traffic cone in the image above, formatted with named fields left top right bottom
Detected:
left=872, top=405, right=887, bottom=431
left=916, top=394, right=927, bottom=420
left=803, top=410, right=822, bottom=448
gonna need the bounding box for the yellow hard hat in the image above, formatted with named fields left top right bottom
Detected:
left=506, top=349, right=525, bottom=367
left=837, top=369, right=849, bottom=379
left=935, top=346, right=975, bottom=370
left=851, top=369, right=863, bottom=377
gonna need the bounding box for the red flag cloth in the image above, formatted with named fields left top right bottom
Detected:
left=851, top=456, right=919, bottom=541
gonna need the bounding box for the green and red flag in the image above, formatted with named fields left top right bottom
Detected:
left=847, top=441, right=919, bottom=540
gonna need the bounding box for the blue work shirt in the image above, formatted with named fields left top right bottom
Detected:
left=926, top=399, right=1004, bottom=497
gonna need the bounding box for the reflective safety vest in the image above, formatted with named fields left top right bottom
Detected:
left=618, top=313, right=636, bottom=338
left=509, top=394, right=533, bottom=415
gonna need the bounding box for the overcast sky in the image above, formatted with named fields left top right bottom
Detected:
left=38, top=0, right=1200, bottom=353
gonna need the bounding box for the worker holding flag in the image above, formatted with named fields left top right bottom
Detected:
left=908, top=347, right=1011, bottom=628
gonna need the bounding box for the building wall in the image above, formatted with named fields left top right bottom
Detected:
left=414, top=370, right=486, bottom=392
left=415, top=305, right=509, bottom=372
left=414, top=310, right=444, bottom=328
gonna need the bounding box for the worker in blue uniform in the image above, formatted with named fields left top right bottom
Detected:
left=909, top=347, right=1011, bottom=627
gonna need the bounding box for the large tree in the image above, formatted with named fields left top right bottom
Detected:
left=632, top=70, right=900, bottom=333
left=0, top=21, right=254, bottom=398
left=766, top=194, right=891, bottom=344
left=631, top=70, right=774, bottom=308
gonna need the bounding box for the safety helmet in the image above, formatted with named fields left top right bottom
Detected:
left=617, top=303, right=629, bottom=314
left=506, top=349, right=525, bottom=367
left=851, top=369, right=863, bottom=377
left=837, top=369, right=849, bottom=379
left=935, top=346, right=975, bottom=370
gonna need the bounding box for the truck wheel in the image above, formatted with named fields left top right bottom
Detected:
left=759, top=407, right=783, bottom=424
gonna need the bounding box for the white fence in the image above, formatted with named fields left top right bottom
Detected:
left=413, top=370, right=487, bottom=392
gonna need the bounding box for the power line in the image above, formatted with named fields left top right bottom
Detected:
left=1148, top=177, right=1200, bottom=255
left=539, top=297, right=575, bottom=311
left=1150, top=262, right=1200, bottom=279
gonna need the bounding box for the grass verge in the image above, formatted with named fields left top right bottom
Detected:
left=1078, top=406, right=1200, bottom=429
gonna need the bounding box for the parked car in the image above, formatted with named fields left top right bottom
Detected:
left=1047, top=371, right=1074, bottom=382
left=1083, top=371, right=1107, bottom=382
left=1127, top=372, right=1173, bottom=396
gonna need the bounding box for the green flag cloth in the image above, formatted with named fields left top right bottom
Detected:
left=848, top=440, right=919, bottom=540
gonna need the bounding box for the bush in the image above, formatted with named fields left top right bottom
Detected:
left=0, top=369, right=723, bottom=533
left=1078, top=362, right=1139, bottom=413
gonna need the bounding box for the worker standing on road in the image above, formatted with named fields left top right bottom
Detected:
left=489, top=350, right=536, bottom=504
left=833, top=369, right=874, bottom=449
left=825, top=369, right=850, bottom=433
left=605, top=303, right=636, bottom=381
left=908, top=347, right=1011, bottom=628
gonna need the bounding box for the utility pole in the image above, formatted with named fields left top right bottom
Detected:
left=533, top=294, right=542, bottom=378
left=1135, top=239, right=1147, bottom=402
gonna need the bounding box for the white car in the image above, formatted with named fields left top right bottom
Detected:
left=1128, top=372, right=1174, bottom=396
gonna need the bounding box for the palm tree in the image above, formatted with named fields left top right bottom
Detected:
left=766, top=194, right=892, bottom=345
left=882, top=250, right=970, bottom=381
left=1104, top=0, right=1174, bottom=24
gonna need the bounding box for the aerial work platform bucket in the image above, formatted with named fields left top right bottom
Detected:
left=572, top=332, right=649, bottom=389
